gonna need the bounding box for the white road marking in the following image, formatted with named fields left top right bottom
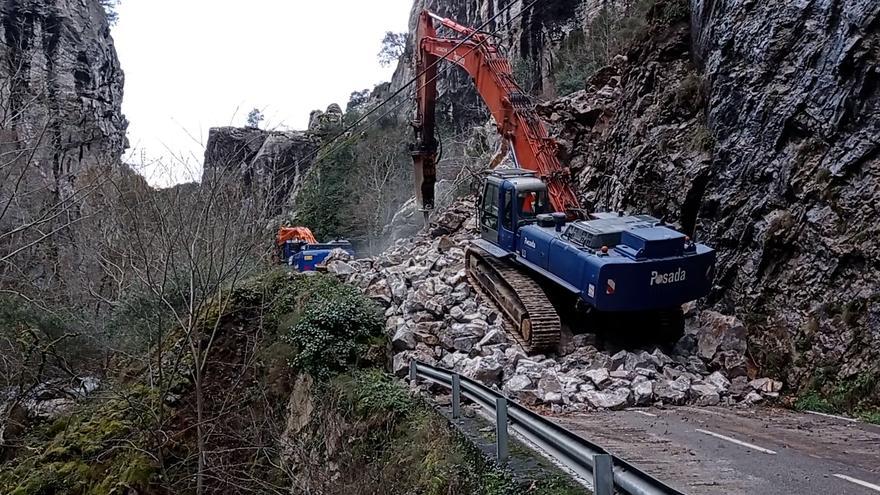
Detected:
left=628, top=409, right=658, bottom=417
left=679, top=406, right=731, bottom=418
left=805, top=410, right=860, bottom=423
left=834, top=474, right=880, bottom=493
left=695, top=429, right=777, bottom=454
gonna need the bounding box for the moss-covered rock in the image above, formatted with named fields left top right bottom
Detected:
left=0, top=386, right=161, bottom=494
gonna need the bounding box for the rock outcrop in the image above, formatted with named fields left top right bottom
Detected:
left=0, top=0, right=127, bottom=301
left=0, top=0, right=127, bottom=180
left=691, top=0, right=879, bottom=387
left=202, top=126, right=319, bottom=215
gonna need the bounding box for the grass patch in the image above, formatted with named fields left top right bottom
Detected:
left=290, top=369, right=523, bottom=494
left=794, top=371, right=880, bottom=424
left=334, top=369, right=414, bottom=417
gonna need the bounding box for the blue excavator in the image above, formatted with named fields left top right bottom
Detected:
left=276, top=227, right=354, bottom=272
left=410, top=11, right=715, bottom=351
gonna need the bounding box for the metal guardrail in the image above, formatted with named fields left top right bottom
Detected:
left=410, top=360, right=685, bottom=495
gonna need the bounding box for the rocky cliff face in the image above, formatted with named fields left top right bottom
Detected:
left=691, top=0, right=879, bottom=387
left=201, top=104, right=349, bottom=216
left=0, top=0, right=127, bottom=193
left=202, top=127, right=319, bottom=216
left=0, top=0, right=127, bottom=301
left=540, top=0, right=879, bottom=390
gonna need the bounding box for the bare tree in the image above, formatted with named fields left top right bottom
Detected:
left=352, top=134, right=409, bottom=253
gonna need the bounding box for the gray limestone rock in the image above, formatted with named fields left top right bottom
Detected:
left=632, top=377, right=654, bottom=406
left=689, top=384, right=721, bottom=406
left=391, top=326, right=417, bottom=352
left=585, top=368, right=611, bottom=388
left=586, top=388, right=631, bottom=410
left=462, top=356, right=504, bottom=386
left=503, top=374, right=539, bottom=405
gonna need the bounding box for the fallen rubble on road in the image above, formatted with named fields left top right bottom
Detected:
left=330, top=198, right=783, bottom=412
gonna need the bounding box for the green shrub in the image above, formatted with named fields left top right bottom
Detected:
left=294, top=141, right=358, bottom=241
left=512, top=56, right=540, bottom=95
left=553, top=30, right=595, bottom=96
left=335, top=369, right=414, bottom=417
left=282, top=276, right=383, bottom=379
left=689, top=122, right=716, bottom=152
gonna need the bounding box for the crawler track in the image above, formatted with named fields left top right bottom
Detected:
left=465, top=245, right=560, bottom=353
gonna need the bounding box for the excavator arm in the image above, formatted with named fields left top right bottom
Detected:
left=411, top=10, right=581, bottom=215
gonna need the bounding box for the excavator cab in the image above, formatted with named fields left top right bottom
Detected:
left=516, top=190, right=551, bottom=223
left=479, top=169, right=550, bottom=251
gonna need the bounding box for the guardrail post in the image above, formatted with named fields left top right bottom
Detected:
left=451, top=374, right=461, bottom=419
left=495, top=397, right=508, bottom=462
left=408, top=360, right=417, bottom=384
left=592, top=454, right=613, bottom=495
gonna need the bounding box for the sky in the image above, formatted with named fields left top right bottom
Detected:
left=113, top=0, right=413, bottom=187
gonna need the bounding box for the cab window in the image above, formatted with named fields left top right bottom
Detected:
left=501, top=190, right=513, bottom=230
left=481, top=183, right=499, bottom=231
left=518, top=190, right=549, bottom=224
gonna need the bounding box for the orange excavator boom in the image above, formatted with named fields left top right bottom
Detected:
left=411, top=10, right=581, bottom=215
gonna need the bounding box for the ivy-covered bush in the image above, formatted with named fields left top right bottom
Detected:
left=281, top=276, right=383, bottom=379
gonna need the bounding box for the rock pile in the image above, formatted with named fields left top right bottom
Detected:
left=343, top=199, right=781, bottom=411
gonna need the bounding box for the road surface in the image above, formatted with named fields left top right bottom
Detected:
left=551, top=406, right=880, bottom=494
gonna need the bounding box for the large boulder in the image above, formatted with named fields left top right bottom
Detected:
left=503, top=374, right=539, bottom=405
left=461, top=356, right=504, bottom=386
left=689, top=384, right=721, bottom=406
left=537, top=372, right=564, bottom=404
left=696, top=311, right=748, bottom=361
left=655, top=377, right=689, bottom=405
left=584, top=368, right=611, bottom=388
left=391, top=326, right=417, bottom=352
left=586, top=388, right=631, bottom=410
left=631, top=377, right=654, bottom=406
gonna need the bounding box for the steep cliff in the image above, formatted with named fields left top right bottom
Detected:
left=202, top=126, right=319, bottom=216
left=695, top=0, right=878, bottom=389
left=0, top=0, right=127, bottom=302
left=0, top=0, right=127, bottom=193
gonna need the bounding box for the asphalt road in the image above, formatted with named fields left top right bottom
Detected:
left=550, top=406, right=880, bottom=494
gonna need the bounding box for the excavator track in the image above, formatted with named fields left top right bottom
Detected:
left=465, top=245, right=561, bottom=353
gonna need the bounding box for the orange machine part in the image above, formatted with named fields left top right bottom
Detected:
left=276, top=227, right=317, bottom=246
left=411, top=10, right=581, bottom=215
